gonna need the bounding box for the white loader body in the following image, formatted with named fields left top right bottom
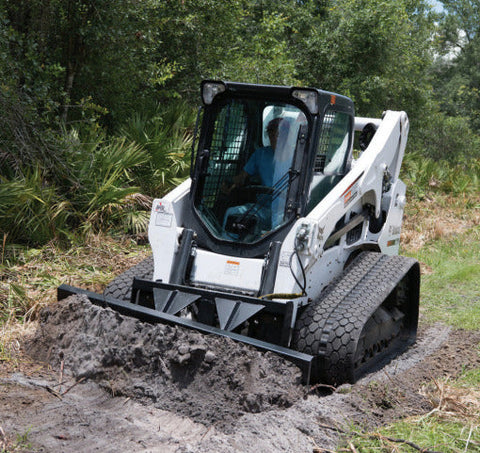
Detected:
left=61, top=81, right=420, bottom=385
left=149, top=110, right=409, bottom=304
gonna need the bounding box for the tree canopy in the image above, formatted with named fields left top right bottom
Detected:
left=0, top=0, right=441, bottom=122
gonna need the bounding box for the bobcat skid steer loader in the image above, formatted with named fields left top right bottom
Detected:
left=58, top=80, right=420, bottom=385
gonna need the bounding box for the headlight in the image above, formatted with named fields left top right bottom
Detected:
left=201, top=81, right=226, bottom=105
left=292, top=89, right=319, bottom=115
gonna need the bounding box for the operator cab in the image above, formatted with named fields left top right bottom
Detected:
left=188, top=81, right=355, bottom=258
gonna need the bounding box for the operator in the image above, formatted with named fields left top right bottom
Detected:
left=222, top=117, right=293, bottom=235
left=224, top=117, right=285, bottom=193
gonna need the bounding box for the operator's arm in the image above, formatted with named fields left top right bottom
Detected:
left=222, top=150, right=258, bottom=194
left=221, top=170, right=249, bottom=194
left=233, top=170, right=249, bottom=188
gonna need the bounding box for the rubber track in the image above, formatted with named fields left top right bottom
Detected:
left=103, top=256, right=154, bottom=302
left=292, top=252, right=419, bottom=385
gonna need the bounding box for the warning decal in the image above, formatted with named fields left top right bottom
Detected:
left=225, top=260, right=240, bottom=276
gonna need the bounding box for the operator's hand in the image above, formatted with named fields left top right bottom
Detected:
left=221, top=171, right=249, bottom=194
left=221, top=180, right=236, bottom=194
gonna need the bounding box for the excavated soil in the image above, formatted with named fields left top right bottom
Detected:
left=1, top=295, right=480, bottom=452
left=27, top=296, right=304, bottom=430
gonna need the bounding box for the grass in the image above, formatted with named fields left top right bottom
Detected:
left=0, top=234, right=150, bottom=362
left=410, top=227, right=480, bottom=330
left=457, top=367, right=480, bottom=388
left=343, top=372, right=480, bottom=452
left=0, top=428, right=33, bottom=453
left=399, top=193, right=480, bottom=329
left=350, top=419, right=479, bottom=452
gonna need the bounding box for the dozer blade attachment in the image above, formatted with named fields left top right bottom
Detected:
left=57, top=283, right=313, bottom=384
left=215, top=298, right=265, bottom=331
left=152, top=288, right=200, bottom=315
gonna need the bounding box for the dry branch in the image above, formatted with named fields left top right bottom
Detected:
left=61, top=377, right=86, bottom=396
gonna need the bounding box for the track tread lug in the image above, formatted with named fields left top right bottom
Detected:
left=103, top=256, right=154, bottom=302
left=292, top=252, right=420, bottom=385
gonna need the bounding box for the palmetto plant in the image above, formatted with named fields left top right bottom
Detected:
left=0, top=168, right=71, bottom=245
left=120, top=101, right=196, bottom=196
left=63, top=130, right=151, bottom=235
left=0, top=132, right=151, bottom=245
left=402, top=151, right=480, bottom=197
left=1, top=102, right=196, bottom=246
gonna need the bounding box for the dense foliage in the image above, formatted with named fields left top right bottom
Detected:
left=0, top=0, right=478, bottom=246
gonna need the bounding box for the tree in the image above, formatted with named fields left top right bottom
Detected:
left=296, top=0, right=436, bottom=119
left=0, top=0, right=178, bottom=126
left=433, top=0, right=480, bottom=128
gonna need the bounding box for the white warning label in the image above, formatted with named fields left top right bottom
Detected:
left=155, top=212, right=172, bottom=227
left=279, top=251, right=292, bottom=267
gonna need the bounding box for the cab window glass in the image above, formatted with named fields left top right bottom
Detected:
left=306, top=109, right=352, bottom=214
left=314, top=110, right=351, bottom=175
left=195, top=99, right=307, bottom=243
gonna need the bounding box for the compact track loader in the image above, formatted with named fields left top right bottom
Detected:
left=58, top=80, right=420, bottom=385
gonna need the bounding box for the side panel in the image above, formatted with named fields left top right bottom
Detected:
left=161, top=178, right=191, bottom=226
left=149, top=198, right=179, bottom=282
left=149, top=180, right=191, bottom=283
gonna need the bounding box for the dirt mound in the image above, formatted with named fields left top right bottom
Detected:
left=27, top=295, right=304, bottom=430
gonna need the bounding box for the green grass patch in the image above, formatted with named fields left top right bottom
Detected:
left=347, top=418, right=479, bottom=452
left=457, top=367, right=480, bottom=387
left=346, top=372, right=480, bottom=452
left=407, top=226, right=480, bottom=330
left=0, top=427, right=34, bottom=452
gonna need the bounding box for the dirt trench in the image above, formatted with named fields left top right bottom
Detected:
left=1, top=295, right=480, bottom=452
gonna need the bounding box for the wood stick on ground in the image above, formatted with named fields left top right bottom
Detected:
left=45, top=385, right=63, bottom=400
left=58, top=358, right=64, bottom=393
left=51, top=380, right=69, bottom=388
left=348, top=441, right=359, bottom=453
left=311, top=435, right=337, bottom=453
left=0, top=425, right=7, bottom=445
left=370, top=432, right=444, bottom=453
left=464, top=425, right=474, bottom=453
left=59, top=359, right=64, bottom=384
left=61, top=377, right=86, bottom=396
left=317, top=423, right=344, bottom=434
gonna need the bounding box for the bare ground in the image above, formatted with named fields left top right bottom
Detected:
left=1, top=295, right=480, bottom=453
